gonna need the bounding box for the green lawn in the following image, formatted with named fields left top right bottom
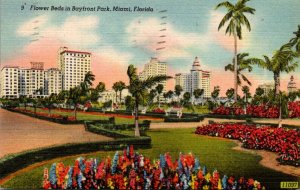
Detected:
left=1, top=128, right=298, bottom=189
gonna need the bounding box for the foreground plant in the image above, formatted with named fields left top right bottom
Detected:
left=43, top=146, right=264, bottom=190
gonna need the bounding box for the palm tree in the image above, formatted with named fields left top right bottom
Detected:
left=251, top=43, right=298, bottom=95
left=290, top=25, right=300, bottom=53
left=193, top=89, right=204, bottom=105
left=67, top=87, right=82, bottom=120
left=166, top=90, right=174, bottom=102
left=216, top=0, right=255, bottom=102
left=211, top=86, right=220, bottom=102
left=42, top=93, right=57, bottom=116
left=183, top=92, right=191, bottom=105
left=127, top=65, right=171, bottom=137
left=225, top=53, right=254, bottom=88
left=155, top=84, right=164, bottom=108
left=82, top=71, right=95, bottom=91
left=174, top=85, right=183, bottom=103
left=226, top=88, right=235, bottom=104
left=117, top=81, right=126, bottom=103
left=241, top=85, right=251, bottom=103
left=112, top=82, right=119, bottom=103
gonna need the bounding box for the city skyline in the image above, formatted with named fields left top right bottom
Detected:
left=1, top=0, right=300, bottom=95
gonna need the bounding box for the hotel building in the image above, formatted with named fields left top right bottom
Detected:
left=58, top=47, right=91, bottom=91
left=0, top=66, right=19, bottom=98
left=139, top=57, right=167, bottom=95
left=175, top=57, right=211, bottom=99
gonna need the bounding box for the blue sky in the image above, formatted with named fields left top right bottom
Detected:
left=1, top=0, right=299, bottom=92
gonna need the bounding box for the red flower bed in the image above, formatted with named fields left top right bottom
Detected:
left=152, top=108, right=165, bottom=114
left=213, top=106, right=244, bottom=115
left=288, top=101, right=300, bottom=118
left=195, top=124, right=300, bottom=166
left=43, top=146, right=264, bottom=190
left=246, top=105, right=279, bottom=118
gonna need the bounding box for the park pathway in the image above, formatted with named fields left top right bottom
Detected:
left=0, top=109, right=112, bottom=158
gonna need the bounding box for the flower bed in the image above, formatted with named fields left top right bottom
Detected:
left=288, top=101, right=300, bottom=118
left=43, top=146, right=264, bottom=190
left=213, top=104, right=280, bottom=118
left=152, top=108, right=166, bottom=114
left=195, top=123, right=300, bottom=166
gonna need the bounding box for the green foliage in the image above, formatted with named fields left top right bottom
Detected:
left=211, top=86, right=220, bottom=101
left=125, top=95, right=134, bottom=111
left=164, top=115, right=204, bottom=122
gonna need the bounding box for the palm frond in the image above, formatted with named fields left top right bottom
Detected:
left=218, top=11, right=233, bottom=31
left=241, top=74, right=252, bottom=86
left=224, top=64, right=234, bottom=71
left=142, top=75, right=172, bottom=89
left=215, top=1, right=234, bottom=10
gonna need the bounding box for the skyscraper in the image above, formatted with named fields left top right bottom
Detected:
left=175, top=57, right=211, bottom=99
left=139, top=57, right=167, bottom=93
left=58, top=47, right=91, bottom=91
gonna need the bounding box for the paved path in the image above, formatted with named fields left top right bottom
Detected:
left=0, top=109, right=112, bottom=158
left=150, top=118, right=247, bottom=129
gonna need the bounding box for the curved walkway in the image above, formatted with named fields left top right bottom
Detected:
left=0, top=109, right=112, bottom=158
left=233, top=141, right=300, bottom=177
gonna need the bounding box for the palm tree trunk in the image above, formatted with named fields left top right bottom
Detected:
left=74, top=106, right=77, bottom=120
left=278, top=92, right=282, bottom=128
left=134, top=98, right=140, bottom=137
left=119, top=91, right=122, bottom=103
left=274, top=72, right=280, bottom=95
left=234, top=33, right=238, bottom=102
left=158, top=94, right=160, bottom=108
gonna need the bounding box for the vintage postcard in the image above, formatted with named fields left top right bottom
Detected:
left=0, top=0, right=300, bottom=189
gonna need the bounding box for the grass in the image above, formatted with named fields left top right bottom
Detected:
left=17, top=107, right=162, bottom=124
left=1, top=128, right=298, bottom=189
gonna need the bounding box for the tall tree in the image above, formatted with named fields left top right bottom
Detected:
left=42, top=93, right=57, bottom=116
left=174, top=85, right=183, bottom=103
left=226, top=88, right=235, bottom=104
left=241, top=85, right=251, bottom=103
left=290, top=25, right=300, bottom=53
left=251, top=43, right=298, bottom=95
left=225, top=53, right=254, bottom=88
left=67, top=86, right=83, bottom=120
left=216, top=0, right=255, bottom=102
left=127, top=65, right=171, bottom=137
left=211, top=86, right=220, bottom=102
left=82, top=71, right=95, bottom=90
left=112, top=82, right=119, bottom=103
left=193, top=89, right=204, bottom=105
left=166, top=90, right=174, bottom=102
left=117, top=81, right=126, bottom=103
left=155, top=84, right=164, bottom=108
left=183, top=92, right=191, bottom=105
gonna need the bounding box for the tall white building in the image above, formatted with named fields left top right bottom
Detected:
left=175, top=57, right=211, bottom=98
left=139, top=57, right=167, bottom=93
left=0, top=66, right=19, bottom=98
left=45, top=68, right=62, bottom=95
left=258, top=82, right=274, bottom=95
left=58, top=47, right=92, bottom=91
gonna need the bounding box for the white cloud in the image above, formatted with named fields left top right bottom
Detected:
left=126, top=17, right=210, bottom=61
left=17, top=15, right=100, bottom=48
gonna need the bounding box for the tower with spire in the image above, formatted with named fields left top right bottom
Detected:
left=287, top=75, right=297, bottom=93
left=175, top=57, right=211, bottom=100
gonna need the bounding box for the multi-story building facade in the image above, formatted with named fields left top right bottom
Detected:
left=258, top=82, right=274, bottom=95
left=0, top=66, right=19, bottom=98
left=139, top=57, right=167, bottom=96
left=58, top=47, right=91, bottom=91
left=0, top=47, right=92, bottom=98
left=45, top=68, right=62, bottom=95
left=175, top=57, right=211, bottom=99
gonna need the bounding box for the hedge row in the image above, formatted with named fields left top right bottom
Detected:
left=164, top=115, right=204, bottom=122
left=0, top=137, right=151, bottom=179
left=204, top=113, right=251, bottom=120
left=6, top=108, right=83, bottom=124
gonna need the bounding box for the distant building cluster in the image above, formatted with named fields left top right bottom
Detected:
left=0, top=47, right=91, bottom=98
left=139, top=57, right=167, bottom=92
left=175, top=57, right=211, bottom=98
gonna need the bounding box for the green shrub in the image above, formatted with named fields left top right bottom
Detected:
left=164, top=115, right=204, bottom=122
